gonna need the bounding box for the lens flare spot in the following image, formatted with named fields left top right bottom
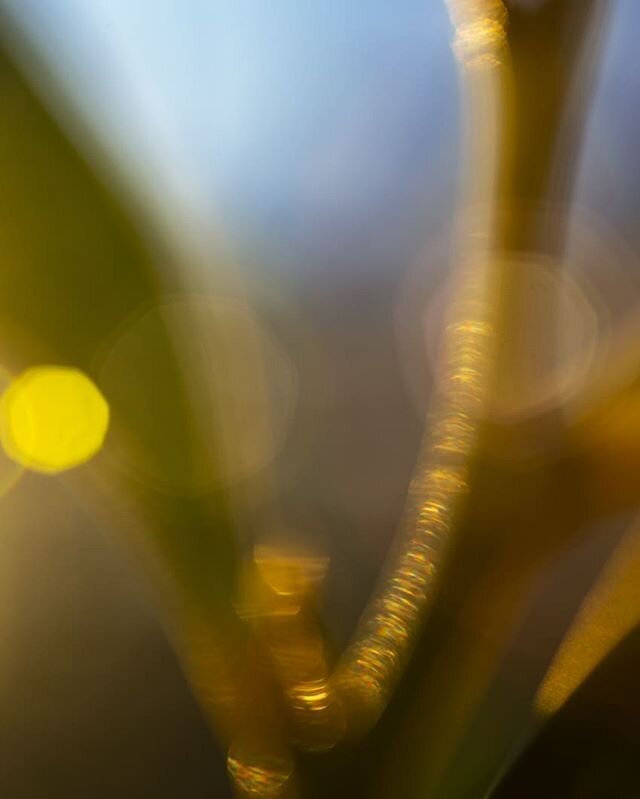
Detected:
left=0, top=366, right=109, bottom=473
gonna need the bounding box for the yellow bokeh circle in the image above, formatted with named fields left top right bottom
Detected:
left=0, top=366, right=109, bottom=473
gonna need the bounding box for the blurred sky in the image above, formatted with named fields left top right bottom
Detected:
left=0, top=0, right=638, bottom=283
left=0, top=0, right=458, bottom=275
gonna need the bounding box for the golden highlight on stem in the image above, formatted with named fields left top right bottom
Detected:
left=329, top=0, right=508, bottom=732
left=449, top=0, right=508, bottom=70
left=333, top=276, right=495, bottom=728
